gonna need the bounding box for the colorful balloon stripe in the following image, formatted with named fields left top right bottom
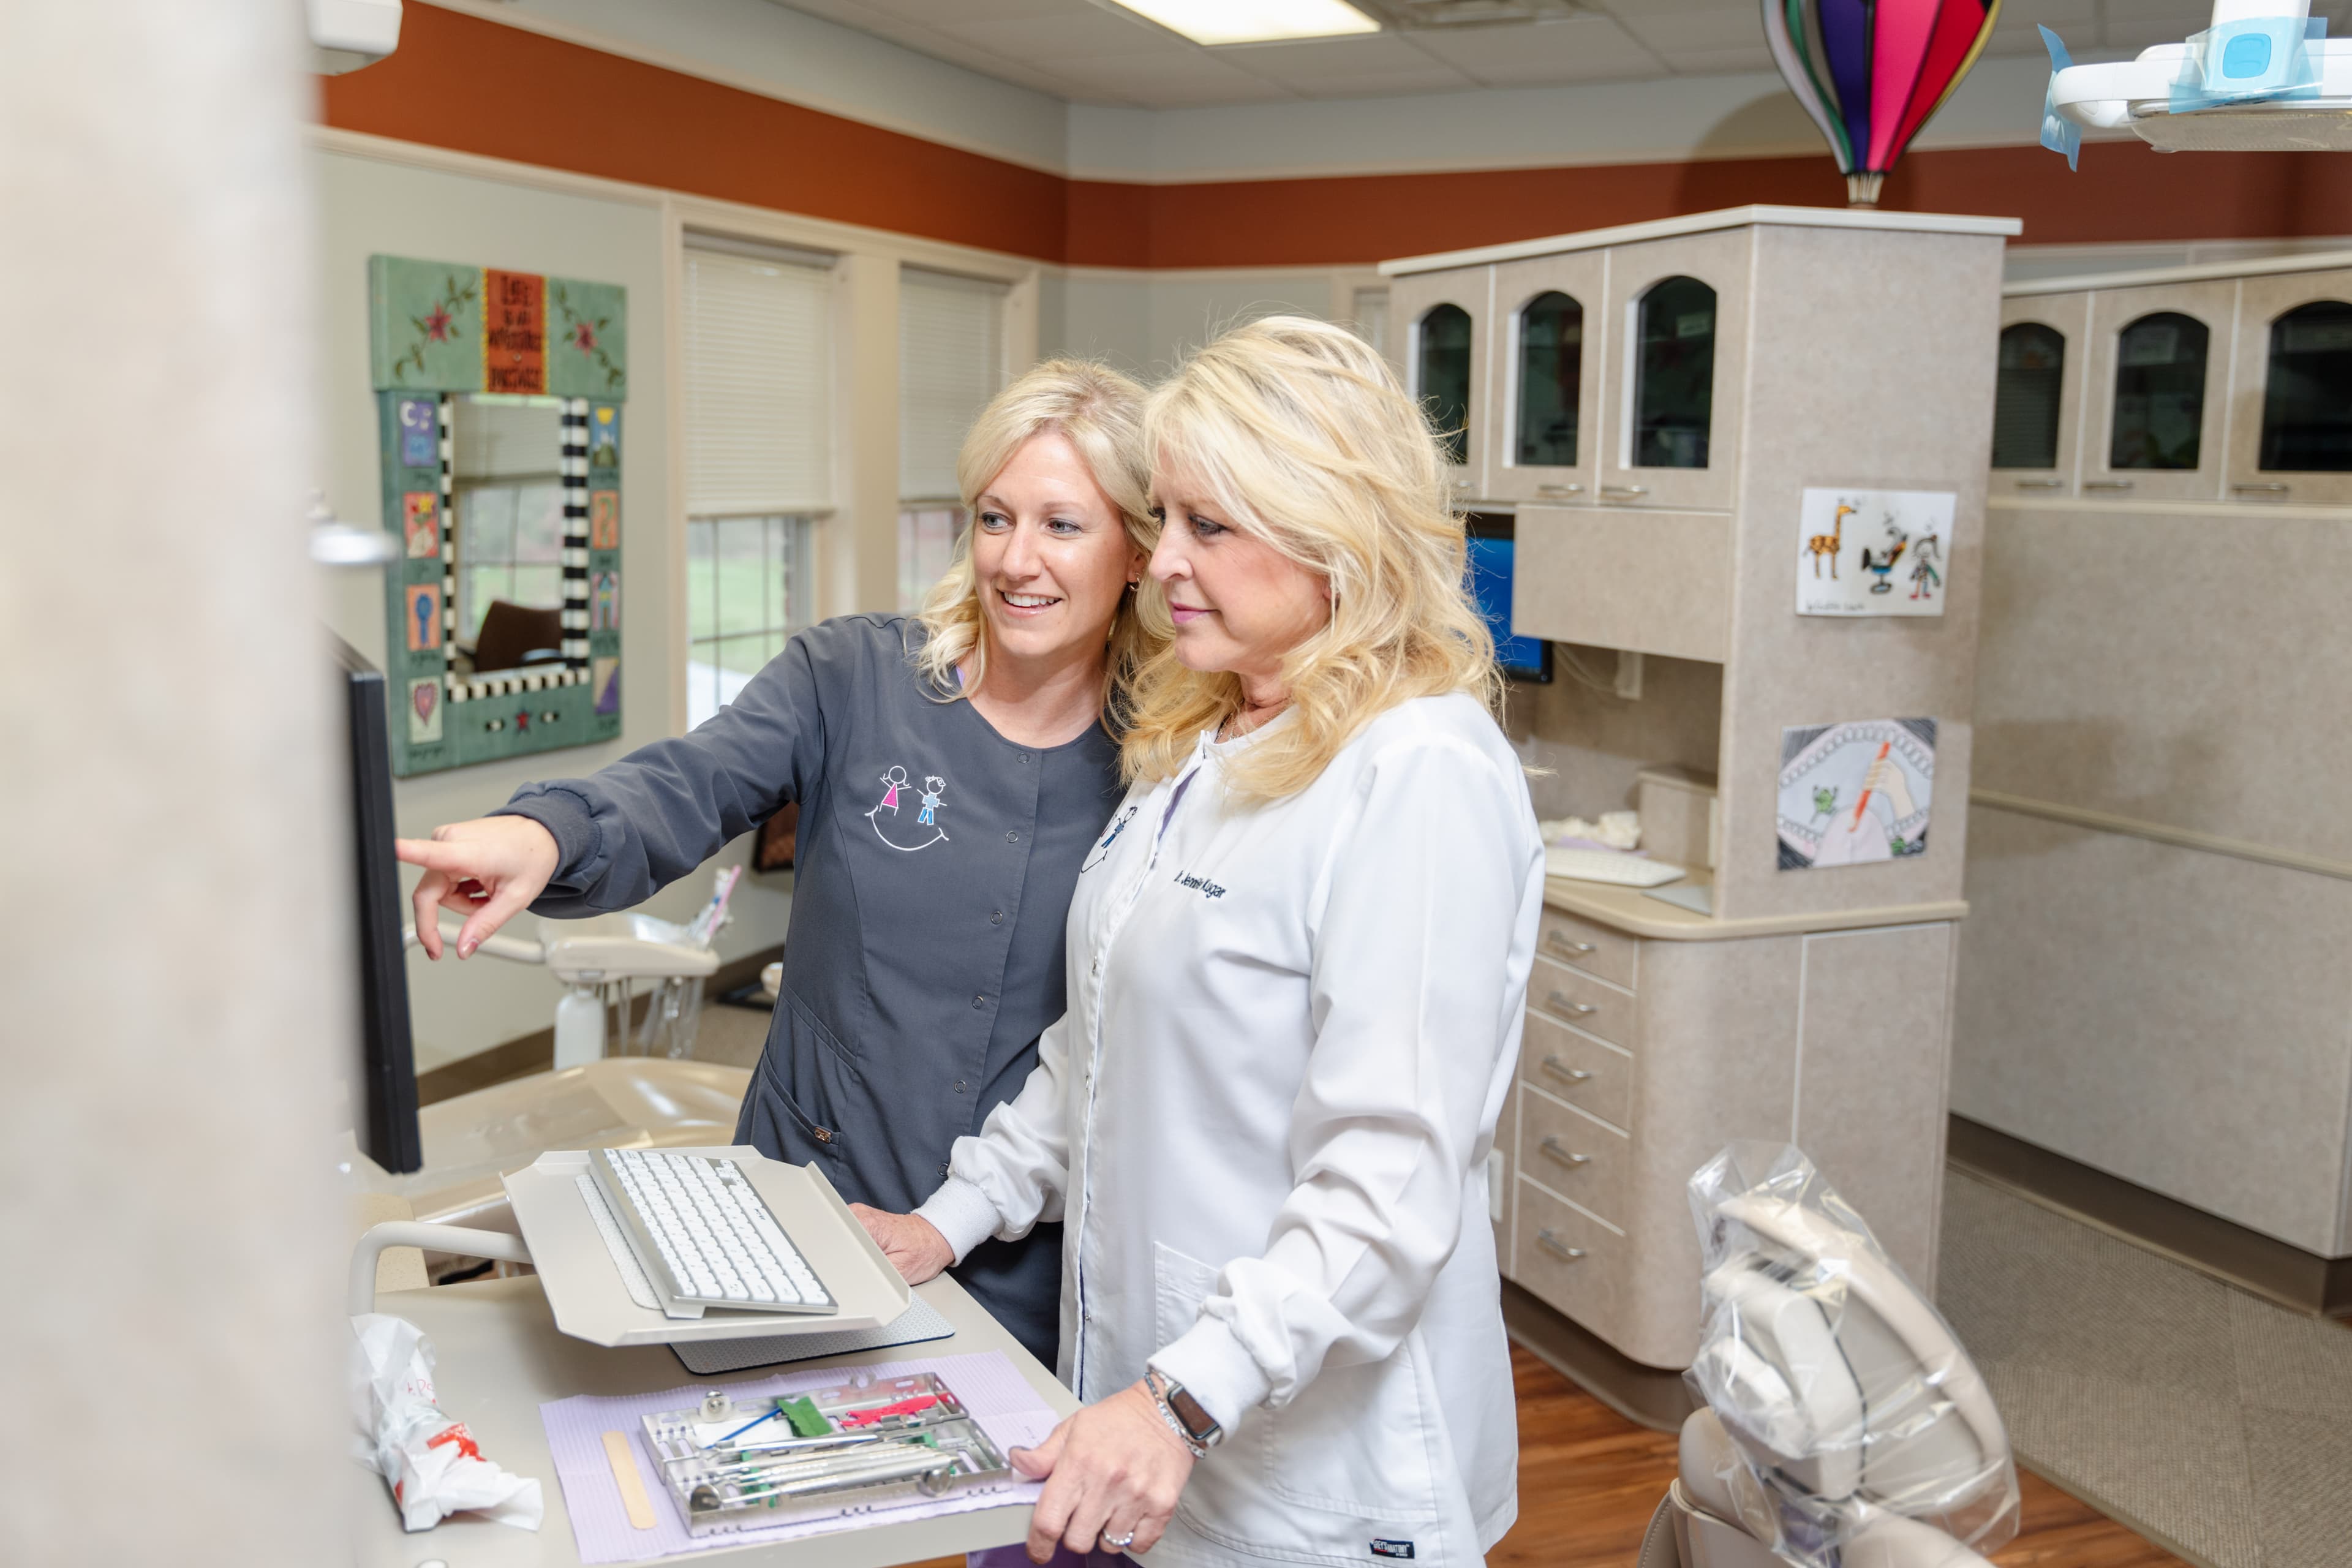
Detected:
left=1763, top=0, right=2000, bottom=190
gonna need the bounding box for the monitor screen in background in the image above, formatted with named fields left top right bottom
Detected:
left=336, top=635, right=423, bottom=1174
left=1464, top=514, right=1552, bottom=684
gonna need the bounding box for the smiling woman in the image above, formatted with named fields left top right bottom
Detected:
left=394, top=359, right=1164, bottom=1371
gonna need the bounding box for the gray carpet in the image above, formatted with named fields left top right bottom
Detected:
left=1937, top=1168, right=2352, bottom=1568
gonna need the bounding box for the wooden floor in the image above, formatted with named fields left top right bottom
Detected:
left=918, top=1346, right=2187, bottom=1567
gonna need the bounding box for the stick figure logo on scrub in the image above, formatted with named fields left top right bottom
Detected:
left=874, top=765, right=908, bottom=814
left=917, top=776, right=946, bottom=826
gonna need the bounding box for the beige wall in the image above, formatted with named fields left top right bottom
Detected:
left=312, top=145, right=791, bottom=1069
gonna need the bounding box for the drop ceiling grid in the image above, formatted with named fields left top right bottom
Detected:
left=767, top=0, right=2352, bottom=110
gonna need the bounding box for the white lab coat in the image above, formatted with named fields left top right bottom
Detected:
left=916, top=692, right=1544, bottom=1566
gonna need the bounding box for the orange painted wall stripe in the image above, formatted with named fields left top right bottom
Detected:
left=321, top=2, right=1071, bottom=261
left=325, top=5, right=2352, bottom=271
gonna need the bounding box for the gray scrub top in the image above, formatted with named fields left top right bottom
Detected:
left=498, top=614, right=1124, bottom=1364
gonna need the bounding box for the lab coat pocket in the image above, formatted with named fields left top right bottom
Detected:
left=1260, top=1344, right=1442, bottom=1525
left=1153, top=1240, right=1222, bottom=1349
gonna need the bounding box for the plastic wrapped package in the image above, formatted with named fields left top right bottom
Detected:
left=1683, top=1144, right=2018, bottom=1568
left=351, top=1313, right=545, bottom=1532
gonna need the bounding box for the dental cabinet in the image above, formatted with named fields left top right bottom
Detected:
left=1384, top=206, right=2015, bottom=1376
left=1959, top=254, right=2352, bottom=1299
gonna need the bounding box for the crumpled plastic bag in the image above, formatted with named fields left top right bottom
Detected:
left=1683, top=1144, right=2018, bottom=1568
left=350, top=1312, right=544, bottom=1532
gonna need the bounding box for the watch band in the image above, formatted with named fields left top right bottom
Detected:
left=1145, top=1368, right=1223, bottom=1454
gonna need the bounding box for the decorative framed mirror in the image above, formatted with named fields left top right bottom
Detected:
left=368, top=255, right=627, bottom=775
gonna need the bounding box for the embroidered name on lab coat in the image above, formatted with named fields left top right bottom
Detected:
left=1172, top=869, right=1226, bottom=898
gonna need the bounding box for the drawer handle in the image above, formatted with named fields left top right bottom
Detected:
left=1537, top=1230, right=1587, bottom=1261
left=1599, top=484, right=1648, bottom=498
left=1534, top=483, right=1583, bottom=497
left=1451, top=477, right=1474, bottom=491
left=2233, top=481, right=2290, bottom=492
left=2084, top=479, right=2135, bottom=491
left=1547, top=993, right=1597, bottom=1017
left=2012, top=478, right=2064, bottom=489
left=1539, top=1136, right=1591, bottom=1168
left=1547, top=933, right=1597, bottom=957
left=1541, top=1055, right=1594, bottom=1084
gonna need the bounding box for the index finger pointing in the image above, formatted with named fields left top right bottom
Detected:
left=394, top=837, right=470, bottom=873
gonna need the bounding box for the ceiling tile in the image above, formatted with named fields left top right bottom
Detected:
left=1216, top=31, right=1446, bottom=77
left=1061, top=50, right=1300, bottom=106
left=857, top=0, right=1077, bottom=20
left=925, top=7, right=1182, bottom=61
left=1283, top=65, right=1485, bottom=95
left=1656, top=44, right=1777, bottom=74
left=1610, top=7, right=1763, bottom=53
left=1407, top=15, right=1664, bottom=85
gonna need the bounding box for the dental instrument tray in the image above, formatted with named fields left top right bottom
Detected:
left=641, top=1373, right=1017, bottom=1536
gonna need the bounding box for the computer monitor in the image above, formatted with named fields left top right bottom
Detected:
left=1464, top=514, right=1553, bottom=684
left=336, top=636, right=423, bottom=1174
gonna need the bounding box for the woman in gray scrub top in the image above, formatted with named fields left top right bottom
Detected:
left=396, top=360, right=1164, bottom=1367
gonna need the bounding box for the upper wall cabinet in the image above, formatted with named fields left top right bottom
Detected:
left=1391, top=268, right=1491, bottom=502
left=1486, top=251, right=1605, bottom=506
left=2226, top=268, right=2352, bottom=506
left=2081, top=280, right=2234, bottom=503
left=1992, top=292, right=2088, bottom=496
left=1597, top=229, right=1749, bottom=513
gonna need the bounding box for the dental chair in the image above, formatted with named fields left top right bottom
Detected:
left=1637, top=1145, right=2019, bottom=1568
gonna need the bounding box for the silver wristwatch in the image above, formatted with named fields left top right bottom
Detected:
left=1145, top=1368, right=1224, bottom=1456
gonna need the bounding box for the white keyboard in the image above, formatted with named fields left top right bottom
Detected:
left=1545, top=845, right=1686, bottom=888
left=589, top=1148, right=837, bottom=1317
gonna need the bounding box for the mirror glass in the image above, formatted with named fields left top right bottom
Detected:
left=2109, top=312, right=2208, bottom=470
left=2260, top=300, right=2352, bottom=472
left=1515, top=290, right=1583, bottom=468
left=1417, top=303, right=1472, bottom=467
left=1992, top=322, right=2066, bottom=469
left=449, top=394, right=567, bottom=673
left=1633, top=276, right=1716, bottom=469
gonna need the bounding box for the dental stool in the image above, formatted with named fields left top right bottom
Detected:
left=1637, top=1146, right=2019, bottom=1568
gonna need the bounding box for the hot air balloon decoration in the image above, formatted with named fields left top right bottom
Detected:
left=1763, top=0, right=2005, bottom=206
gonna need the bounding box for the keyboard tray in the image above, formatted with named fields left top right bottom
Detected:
left=504, top=1147, right=912, bottom=1348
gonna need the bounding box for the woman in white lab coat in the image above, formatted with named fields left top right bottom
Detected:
left=860, top=317, right=1545, bottom=1566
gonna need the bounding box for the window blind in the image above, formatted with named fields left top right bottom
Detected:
left=899, top=267, right=1008, bottom=501
left=682, top=244, right=834, bottom=517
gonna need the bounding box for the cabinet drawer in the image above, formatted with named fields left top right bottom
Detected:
left=1529, top=955, right=1634, bottom=1049
left=1518, top=1087, right=1627, bottom=1226
left=1537, top=907, right=1637, bottom=990
left=1515, top=1177, right=1623, bottom=1335
left=1521, top=1009, right=1632, bottom=1128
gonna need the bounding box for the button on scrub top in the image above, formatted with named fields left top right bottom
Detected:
left=502, top=614, right=1125, bottom=1365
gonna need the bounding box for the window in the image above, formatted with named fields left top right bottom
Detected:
left=2109, top=311, right=2209, bottom=470
left=1514, top=291, right=1583, bottom=468
left=1416, top=303, right=1472, bottom=466
left=1633, top=276, right=1716, bottom=469
left=685, top=514, right=811, bottom=729
left=897, top=268, right=1004, bottom=611
left=680, top=239, right=834, bottom=728
left=899, top=506, right=965, bottom=614
left=1992, top=322, right=2067, bottom=469
left=2260, top=300, right=2352, bottom=472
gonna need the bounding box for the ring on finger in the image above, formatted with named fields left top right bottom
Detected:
left=1100, top=1527, right=1137, bottom=1553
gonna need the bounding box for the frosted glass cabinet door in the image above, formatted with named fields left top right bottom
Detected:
left=1597, top=230, right=1748, bottom=512
left=1992, top=292, right=2088, bottom=497
left=1390, top=266, right=1493, bottom=503
left=2225, top=268, right=2352, bottom=507
left=1486, top=251, right=1606, bottom=506
left=2081, top=279, right=2235, bottom=503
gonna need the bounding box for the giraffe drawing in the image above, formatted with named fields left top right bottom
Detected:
left=1806, top=503, right=1853, bottom=578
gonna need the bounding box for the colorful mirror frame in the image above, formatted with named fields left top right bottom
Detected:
left=368, top=255, right=627, bottom=777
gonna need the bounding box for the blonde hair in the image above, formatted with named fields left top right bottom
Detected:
left=1123, top=315, right=1498, bottom=799
left=914, top=359, right=1166, bottom=717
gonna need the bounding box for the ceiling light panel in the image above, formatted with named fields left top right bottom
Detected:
left=1104, top=0, right=1382, bottom=47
